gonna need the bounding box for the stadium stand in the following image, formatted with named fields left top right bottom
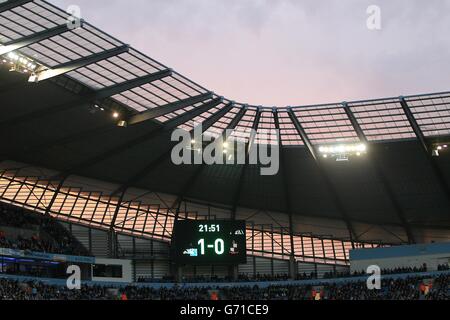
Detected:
left=0, top=202, right=90, bottom=256
left=0, top=271, right=449, bottom=300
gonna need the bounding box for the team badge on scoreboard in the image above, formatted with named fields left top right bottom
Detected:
left=229, top=241, right=239, bottom=255
left=183, top=248, right=198, bottom=257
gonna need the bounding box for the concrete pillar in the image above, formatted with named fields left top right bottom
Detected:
left=176, top=265, right=183, bottom=282
left=228, top=265, right=238, bottom=281
left=289, top=255, right=297, bottom=280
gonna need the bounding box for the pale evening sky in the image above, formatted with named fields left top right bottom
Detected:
left=50, top=0, right=450, bottom=107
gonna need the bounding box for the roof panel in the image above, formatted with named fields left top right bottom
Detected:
left=155, top=99, right=212, bottom=123
left=0, top=14, right=38, bottom=39
left=277, top=111, right=303, bottom=146
left=106, top=53, right=157, bottom=77
left=230, top=108, right=258, bottom=143
left=19, top=45, right=59, bottom=66
left=178, top=103, right=226, bottom=132
left=204, top=107, right=241, bottom=138
left=348, top=99, right=416, bottom=141
left=66, top=70, right=107, bottom=89
left=0, top=3, right=61, bottom=39
left=0, top=1, right=68, bottom=44
left=405, top=93, right=450, bottom=137
left=2, top=0, right=449, bottom=143
left=150, top=79, right=190, bottom=101
left=256, top=111, right=277, bottom=145
left=292, top=104, right=358, bottom=145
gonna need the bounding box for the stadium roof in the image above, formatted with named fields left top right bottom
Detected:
left=1, top=0, right=450, bottom=247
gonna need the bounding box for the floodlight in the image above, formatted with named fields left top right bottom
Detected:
left=318, top=142, right=367, bottom=161
left=358, top=144, right=367, bottom=152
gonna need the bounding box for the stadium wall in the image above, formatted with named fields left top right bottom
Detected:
left=58, top=220, right=349, bottom=280
left=350, top=242, right=450, bottom=272
left=92, top=258, right=133, bottom=283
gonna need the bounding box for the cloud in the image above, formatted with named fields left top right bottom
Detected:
left=49, top=0, right=450, bottom=106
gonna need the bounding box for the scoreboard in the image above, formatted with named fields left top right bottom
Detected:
left=171, top=220, right=247, bottom=265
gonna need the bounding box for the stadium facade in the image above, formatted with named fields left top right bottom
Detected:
left=1, top=0, right=450, bottom=279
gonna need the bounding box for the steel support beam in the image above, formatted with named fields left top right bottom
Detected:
left=399, top=97, right=450, bottom=201
left=0, top=69, right=172, bottom=129
left=343, top=103, right=415, bottom=244
left=110, top=190, right=126, bottom=231
left=231, top=108, right=262, bottom=219
left=0, top=23, right=72, bottom=56
left=43, top=177, right=68, bottom=216
left=287, top=109, right=358, bottom=243
left=399, top=98, right=430, bottom=153
left=0, top=0, right=33, bottom=14
left=30, top=45, right=130, bottom=82
left=94, top=69, right=172, bottom=100
left=112, top=100, right=233, bottom=196
left=126, top=92, right=214, bottom=125
left=226, top=107, right=248, bottom=134
left=273, top=110, right=296, bottom=259
left=163, top=97, right=225, bottom=131
left=165, top=104, right=247, bottom=215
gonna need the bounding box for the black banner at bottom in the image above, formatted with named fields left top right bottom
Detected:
left=0, top=300, right=445, bottom=319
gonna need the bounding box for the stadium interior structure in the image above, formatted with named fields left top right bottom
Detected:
left=0, top=0, right=450, bottom=299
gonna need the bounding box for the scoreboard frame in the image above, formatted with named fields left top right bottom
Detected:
left=170, top=220, right=247, bottom=265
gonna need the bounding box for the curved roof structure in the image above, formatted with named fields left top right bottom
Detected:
left=1, top=0, right=450, bottom=255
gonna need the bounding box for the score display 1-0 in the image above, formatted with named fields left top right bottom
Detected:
left=197, top=238, right=225, bottom=255
left=171, top=220, right=247, bottom=265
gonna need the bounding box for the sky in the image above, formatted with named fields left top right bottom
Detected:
left=50, top=0, right=450, bottom=107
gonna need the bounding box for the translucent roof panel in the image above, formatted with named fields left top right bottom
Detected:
left=0, top=1, right=67, bottom=43
left=348, top=99, right=416, bottom=142
left=3, top=0, right=448, bottom=143
left=292, top=104, right=359, bottom=145
left=112, top=74, right=207, bottom=112
left=68, top=51, right=164, bottom=90
left=2, top=5, right=122, bottom=69
left=404, top=93, right=450, bottom=137
left=255, top=111, right=278, bottom=145
left=155, top=99, right=213, bottom=123
left=277, top=111, right=304, bottom=146
left=203, top=107, right=242, bottom=139
left=20, top=24, right=123, bottom=68
left=1, top=1, right=209, bottom=114
left=178, top=102, right=228, bottom=132
left=230, top=108, right=258, bottom=143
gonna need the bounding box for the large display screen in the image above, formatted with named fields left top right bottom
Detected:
left=171, top=220, right=247, bottom=265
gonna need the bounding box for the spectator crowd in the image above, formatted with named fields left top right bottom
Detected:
left=136, top=265, right=444, bottom=284
left=0, top=202, right=89, bottom=256
left=0, top=273, right=449, bottom=300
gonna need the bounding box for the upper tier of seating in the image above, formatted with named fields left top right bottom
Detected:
left=0, top=202, right=90, bottom=256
